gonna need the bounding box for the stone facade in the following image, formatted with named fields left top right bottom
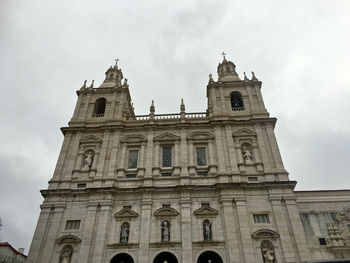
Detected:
left=27, top=57, right=350, bottom=263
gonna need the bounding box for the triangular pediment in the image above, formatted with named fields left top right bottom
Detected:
left=56, top=235, right=81, bottom=244
left=154, top=133, right=180, bottom=142
left=194, top=206, right=219, bottom=216
left=121, top=134, right=147, bottom=143
left=114, top=207, right=139, bottom=219
left=80, top=135, right=103, bottom=144
left=232, top=128, right=256, bottom=138
left=154, top=207, right=179, bottom=217
left=187, top=132, right=214, bottom=141
left=252, top=229, right=279, bottom=238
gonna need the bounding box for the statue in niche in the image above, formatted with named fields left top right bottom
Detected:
left=162, top=221, right=170, bottom=242
left=81, top=151, right=93, bottom=171
left=261, top=240, right=276, bottom=263
left=242, top=146, right=253, bottom=164
left=59, top=245, right=73, bottom=263
left=120, top=222, right=129, bottom=244
left=203, top=219, right=212, bottom=241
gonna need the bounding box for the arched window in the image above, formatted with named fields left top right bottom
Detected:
left=92, top=98, right=106, bottom=117
left=203, top=219, right=212, bottom=240
left=120, top=222, right=130, bottom=244
left=230, top=91, right=244, bottom=110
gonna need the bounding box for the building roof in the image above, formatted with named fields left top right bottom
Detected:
left=0, top=242, right=27, bottom=258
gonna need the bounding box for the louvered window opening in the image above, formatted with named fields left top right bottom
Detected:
left=253, top=214, right=270, bottom=224
left=128, top=150, right=139, bottom=169
left=162, top=146, right=172, bottom=168
left=196, top=147, right=207, bottom=166
left=65, top=220, right=80, bottom=230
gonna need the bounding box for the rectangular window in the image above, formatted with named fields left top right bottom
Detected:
left=77, top=183, right=86, bottom=188
left=65, top=220, right=80, bottom=230
left=196, top=147, right=207, bottom=167
left=127, top=149, right=139, bottom=169
left=253, top=214, right=270, bottom=224
left=162, top=146, right=173, bottom=168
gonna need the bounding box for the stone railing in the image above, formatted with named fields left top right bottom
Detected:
left=232, top=107, right=245, bottom=111
left=91, top=113, right=105, bottom=118
left=134, top=112, right=207, bottom=121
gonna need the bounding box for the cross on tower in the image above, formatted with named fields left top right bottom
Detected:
left=221, top=52, right=226, bottom=59
left=114, top=58, right=120, bottom=64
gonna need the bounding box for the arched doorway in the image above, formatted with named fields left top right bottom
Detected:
left=197, top=250, right=223, bottom=263
left=110, top=253, right=134, bottom=263
left=153, top=251, right=178, bottom=263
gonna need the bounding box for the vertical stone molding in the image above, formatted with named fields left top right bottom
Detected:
left=107, top=130, right=120, bottom=178
left=138, top=199, right=152, bottom=263
left=180, top=198, right=192, bottom=263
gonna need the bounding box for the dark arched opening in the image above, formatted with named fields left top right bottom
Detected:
left=230, top=91, right=244, bottom=110
left=197, top=250, right=223, bottom=263
left=110, top=253, right=134, bottom=263
left=153, top=251, right=178, bottom=263
left=93, top=98, right=107, bottom=117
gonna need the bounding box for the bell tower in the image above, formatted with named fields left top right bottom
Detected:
left=207, top=55, right=269, bottom=119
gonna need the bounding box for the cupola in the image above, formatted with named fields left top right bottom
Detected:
left=99, top=61, right=124, bottom=88
left=217, top=56, right=241, bottom=82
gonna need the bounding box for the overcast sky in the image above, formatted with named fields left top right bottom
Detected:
left=1, top=0, right=350, bottom=254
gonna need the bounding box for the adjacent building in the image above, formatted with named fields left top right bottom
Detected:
left=27, top=57, right=350, bottom=263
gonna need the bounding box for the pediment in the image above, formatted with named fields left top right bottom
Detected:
left=114, top=207, right=139, bottom=219
left=252, top=229, right=279, bottom=238
left=187, top=132, right=214, bottom=141
left=56, top=235, right=81, bottom=244
left=232, top=128, right=256, bottom=138
left=121, top=135, right=147, bottom=144
left=154, top=133, right=180, bottom=142
left=154, top=207, right=179, bottom=217
left=80, top=135, right=103, bottom=144
left=194, top=206, right=219, bottom=216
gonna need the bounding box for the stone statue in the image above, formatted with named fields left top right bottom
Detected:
left=162, top=221, right=170, bottom=242
left=120, top=223, right=129, bottom=244
left=209, top=74, right=214, bottom=83
left=81, top=151, right=93, bottom=171
left=242, top=146, right=253, bottom=164
left=59, top=245, right=72, bottom=263
left=262, top=247, right=275, bottom=263
left=203, top=220, right=212, bottom=240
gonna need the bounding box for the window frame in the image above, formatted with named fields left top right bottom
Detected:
left=65, top=220, right=81, bottom=230
left=253, top=213, right=270, bottom=224
left=127, top=148, right=139, bottom=170
left=195, top=146, right=208, bottom=167
left=161, top=145, right=173, bottom=168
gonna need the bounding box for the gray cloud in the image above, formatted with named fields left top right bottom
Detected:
left=1, top=0, right=350, bottom=253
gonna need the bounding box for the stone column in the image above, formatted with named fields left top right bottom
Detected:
left=138, top=142, right=146, bottom=177
left=38, top=205, right=65, bottom=263
left=77, top=204, right=98, bottom=263
left=234, top=138, right=243, bottom=164
left=117, top=143, right=127, bottom=178
left=235, top=197, right=255, bottom=262
left=220, top=197, right=241, bottom=263
left=64, top=132, right=82, bottom=180
left=269, top=197, right=297, bottom=263
left=138, top=199, right=152, bottom=263
left=91, top=202, right=112, bottom=263
left=214, top=126, right=226, bottom=174
left=96, top=131, right=110, bottom=179
left=145, top=129, right=154, bottom=178
left=180, top=128, right=188, bottom=175
left=52, top=133, right=72, bottom=180
left=255, top=85, right=267, bottom=113
left=174, top=141, right=180, bottom=176
left=71, top=94, right=83, bottom=120
left=254, top=124, right=272, bottom=172
left=225, top=126, right=239, bottom=174
left=246, top=85, right=257, bottom=113
left=107, top=131, right=120, bottom=179
left=180, top=198, right=192, bottom=263
left=188, top=140, right=195, bottom=176
left=153, top=142, right=160, bottom=176
left=265, top=123, right=285, bottom=171
left=80, top=93, right=91, bottom=121
left=284, top=198, right=311, bottom=262
left=207, top=139, right=217, bottom=175
left=27, top=206, right=53, bottom=263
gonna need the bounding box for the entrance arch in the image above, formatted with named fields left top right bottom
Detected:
left=197, top=250, right=223, bottom=263
left=110, top=253, right=134, bottom=263
left=153, top=251, right=178, bottom=263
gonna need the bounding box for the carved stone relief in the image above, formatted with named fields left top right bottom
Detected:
left=58, top=245, right=73, bottom=263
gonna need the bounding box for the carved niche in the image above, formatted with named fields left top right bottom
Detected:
left=326, top=208, right=350, bottom=255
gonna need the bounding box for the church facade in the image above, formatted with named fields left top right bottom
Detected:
left=27, top=57, right=350, bottom=263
